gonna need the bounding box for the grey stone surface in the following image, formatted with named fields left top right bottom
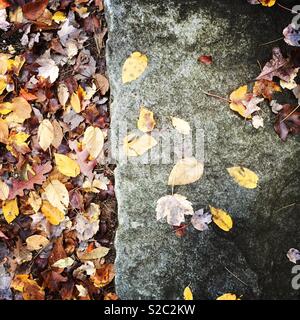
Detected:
left=105, top=0, right=300, bottom=299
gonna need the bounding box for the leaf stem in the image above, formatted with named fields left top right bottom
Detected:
left=280, top=104, right=300, bottom=123
left=199, top=88, right=230, bottom=103
left=277, top=2, right=298, bottom=13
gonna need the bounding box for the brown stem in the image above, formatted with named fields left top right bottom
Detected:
left=280, top=104, right=300, bottom=123
left=200, top=89, right=230, bottom=103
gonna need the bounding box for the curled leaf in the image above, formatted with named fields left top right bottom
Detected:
left=210, top=206, right=233, bottom=232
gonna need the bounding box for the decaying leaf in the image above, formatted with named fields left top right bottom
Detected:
left=210, top=206, right=233, bottom=232
left=137, top=107, right=156, bottom=132
left=227, top=166, right=259, bottom=189
left=156, top=194, right=194, bottom=227
left=183, top=286, right=193, bottom=300
left=168, top=157, right=204, bottom=186
left=94, top=73, right=109, bottom=95
left=287, top=248, right=300, bottom=264
left=26, top=235, right=49, bottom=251
left=229, top=85, right=251, bottom=118
left=171, top=117, right=191, bottom=135
left=122, top=51, right=148, bottom=84
left=54, top=153, right=80, bottom=177
left=216, top=293, right=240, bottom=300
left=28, top=191, right=42, bottom=213
left=123, top=133, right=157, bottom=157
left=91, top=264, right=115, bottom=288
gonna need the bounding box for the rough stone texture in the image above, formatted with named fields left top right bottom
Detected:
left=105, top=0, right=300, bottom=299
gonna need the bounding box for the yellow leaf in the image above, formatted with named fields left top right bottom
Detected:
left=260, top=0, right=276, bottom=7
left=122, top=51, right=148, bottom=84
left=52, top=11, right=66, bottom=22
left=210, top=206, right=233, bottom=232
left=41, top=200, right=65, bottom=225
left=227, top=166, right=259, bottom=189
left=123, top=133, right=157, bottom=157
left=26, top=235, right=49, bottom=251
left=2, top=199, right=19, bottom=223
left=38, top=119, right=54, bottom=151
left=82, top=126, right=104, bottom=159
left=229, top=85, right=251, bottom=119
left=171, top=117, right=191, bottom=135
left=0, top=78, right=6, bottom=95
left=183, top=286, right=193, bottom=300
left=137, top=106, right=156, bottom=132
left=54, top=153, right=80, bottom=177
left=70, top=91, right=81, bottom=113
left=0, top=118, right=8, bottom=144
left=44, top=179, right=69, bottom=213
left=168, top=157, right=204, bottom=186
left=28, top=191, right=42, bottom=213
left=216, top=293, right=240, bottom=300
left=5, top=97, right=32, bottom=124
left=0, top=180, right=9, bottom=201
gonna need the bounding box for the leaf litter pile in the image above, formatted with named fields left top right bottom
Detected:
left=0, top=0, right=118, bottom=300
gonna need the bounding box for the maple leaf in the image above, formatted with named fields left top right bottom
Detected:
left=9, top=162, right=52, bottom=199
left=256, top=47, right=295, bottom=82
left=156, top=194, right=194, bottom=227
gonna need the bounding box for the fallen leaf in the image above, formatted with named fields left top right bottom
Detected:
left=77, top=246, right=110, bottom=260
left=9, top=162, right=52, bottom=199
left=183, top=286, right=193, bottom=300
left=210, top=206, right=233, bottom=232
left=216, top=293, right=240, bottom=300
left=44, top=179, right=69, bottom=213
left=4, top=97, right=32, bottom=124
left=37, top=56, right=59, bottom=83
left=38, top=119, right=54, bottom=151
left=22, top=0, right=49, bottom=21
left=52, top=257, right=74, bottom=268
left=137, top=107, right=156, bottom=133
left=26, top=235, right=49, bottom=251
left=198, top=55, right=212, bottom=65
left=91, top=264, right=115, bottom=288
left=51, top=120, right=63, bottom=149
left=54, top=153, right=80, bottom=177
left=191, top=209, right=212, bottom=231
left=57, top=83, right=69, bottom=107
left=94, top=73, right=109, bottom=95
left=253, top=80, right=281, bottom=101
left=122, top=51, right=148, bottom=84
left=156, top=194, right=194, bottom=227
left=227, top=166, right=259, bottom=189
left=168, top=157, right=204, bottom=186
left=0, top=180, right=9, bottom=200
left=2, top=198, right=19, bottom=223
left=41, top=200, right=65, bottom=225
left=82, top=126, right=104, bottom=159
left=252, top=115, right=264, bottom=129
left=52, top=11, right=66, bottom=23
left=229, top=85, right=251, bottom=118
left=171, top=117, right=191, bottom=135
left=0, top=118, right=8, bottom=144
left=283, top=24, right=300, bottom=47
left=287, top=248, right=300, bottom=264
left=28, top=191, right=42, bottom=213
left=123, top=133, right=157, bottom=157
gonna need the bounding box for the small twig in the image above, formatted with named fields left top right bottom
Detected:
left=225, top=266, right=249, bottom=287
left=259, top=37, right=284, bottom=47
left=199, top=88, right=230, bottom=103
left=277, top=2, right=298, bottom=13
left=280, top=104, right=300, bottom=123
left=274, top=203, right=298, bottom=213
left=257, top=60, right=262, bottom=72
